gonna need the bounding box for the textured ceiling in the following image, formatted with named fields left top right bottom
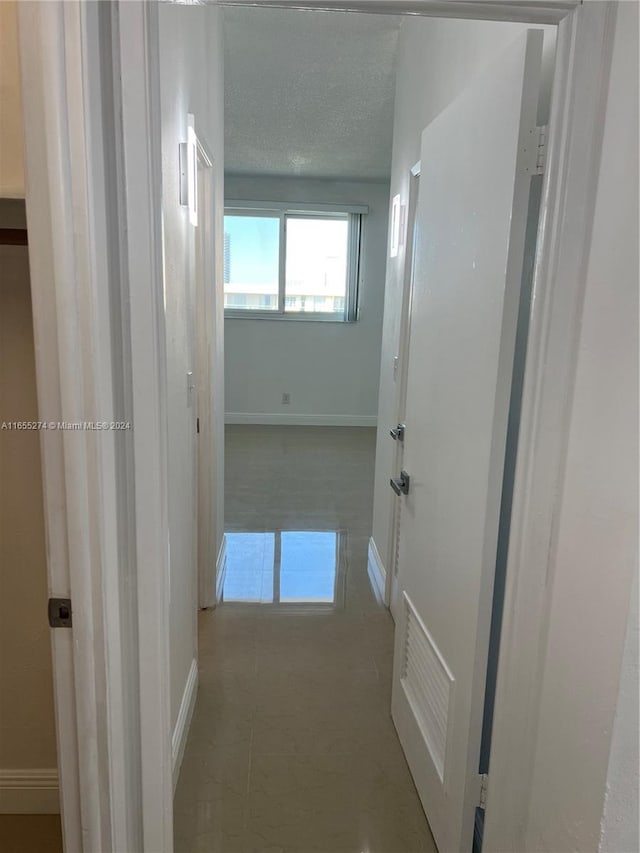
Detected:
left=223, top=7, right=401, bottom=180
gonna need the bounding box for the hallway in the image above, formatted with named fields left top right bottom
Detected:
left=174, top=426, right=436, bottom=852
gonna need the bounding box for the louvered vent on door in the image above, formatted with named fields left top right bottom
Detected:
left=400, top=592, right=454, bottom=782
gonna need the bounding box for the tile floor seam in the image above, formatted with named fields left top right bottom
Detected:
left=244, top=727, right=254, bottom=832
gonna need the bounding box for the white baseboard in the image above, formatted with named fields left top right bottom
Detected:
left=0, top=769, right=59, bottom=814
left=367, top=537, right=388, bottom=606
left=172, top=658, right=198, bottom=793
left=225, top=412, right=377, bottom=427
left=215, top=534, right=227, bottom=604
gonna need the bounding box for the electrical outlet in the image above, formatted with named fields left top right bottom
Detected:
left=282, top=392, right=291, bottom=405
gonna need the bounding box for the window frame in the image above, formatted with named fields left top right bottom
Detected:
left=223, top=200, right=367, bottom=322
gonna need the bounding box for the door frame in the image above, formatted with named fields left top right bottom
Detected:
left=191, top=123, right=221, bottom=610
left=17, top=0, right=617, bottom=850
left=387, top=158, right=420, bottom=618
left=19, top=2, right=171, bottom=849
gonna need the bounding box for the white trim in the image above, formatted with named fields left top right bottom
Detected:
left=171, top=659, right=198, bottom=794
left=0, top=769, right=60, bottom=815
left=215, top=535, right=228, bottom=604
left=117, top=3, right=175, bottom=851
left=225, top=412, right=377, bottom=427
left=186, top=118, right=198, bottom=226
left=194, top=124, right=220, bottom=611
left=16, top=4, right=83, bottom=846
left=389, top=193, right=401, bottom=258
left=388, top=161, right=421, bottom=621
left=224, top=311, right=359, bottom=324
left=484, top=4, right=619, bottom=849
left=367, top=537, right=387, bottom=606
left=215, top=0, right=577, bottom=25
left=18, top=2, right=140, bottom=849
left=226, top=199, right=368, bottom=214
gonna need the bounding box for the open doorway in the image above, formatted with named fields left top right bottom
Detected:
left=166, top=5, right=557, bottom=852
left=172, top=7, right=430, bottom=850
left=17, top=0, right=636, bottom=851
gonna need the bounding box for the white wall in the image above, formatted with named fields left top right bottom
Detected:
left=370, top=15, right=535, bottom=575
left=224, top=175, right=389, bottom=426
left=158, top=3, right=224, bottom=734
left=524, top=4, right=638, bottom=849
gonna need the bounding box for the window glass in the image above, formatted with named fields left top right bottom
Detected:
left=223, top=207, right=360, bottom=321
left=223, top=215, right=280, bottom=311
left=284, top=217, right=348, bottom=314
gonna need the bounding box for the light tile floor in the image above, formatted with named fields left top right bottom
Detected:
left=174, top=426, right=436, bottom=853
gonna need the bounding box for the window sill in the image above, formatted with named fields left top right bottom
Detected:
left=224, top=311, right=357, bottom=324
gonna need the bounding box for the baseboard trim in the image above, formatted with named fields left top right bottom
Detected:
left=215, top=534, right=227, bottom=604
left=0, top=769, right=59, bottom=814
left=172, top=658, right=198, bottom=792
left=225, top=413, right=377, bottom=427
left=367, top=537, right=387, bottom=606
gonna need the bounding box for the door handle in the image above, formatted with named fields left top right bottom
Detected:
left=390, top=423, right=406, bottom=441
left=390, top=470, right=410, bottom=496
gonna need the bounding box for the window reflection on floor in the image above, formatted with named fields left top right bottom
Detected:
left=222, top=531, right=276, bottom=603
left=223, top=530, right=344, bottom=606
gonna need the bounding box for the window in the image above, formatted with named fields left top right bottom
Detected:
left=223, top=202, right=365, bottom=321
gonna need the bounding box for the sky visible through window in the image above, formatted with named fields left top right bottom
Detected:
left=224, top=213, right=349, bottom=314
left=224, top=215, right=279, bottom=285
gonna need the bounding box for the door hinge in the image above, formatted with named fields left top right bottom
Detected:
left=478, top=773, right=489, bottom=810
left=196, top=416, right=200, bottom=434
left=524, top=124, right=548, bottom=176
left=390, top=423, right=406, bottom=442
left=48, top=597, right=72, bottom=628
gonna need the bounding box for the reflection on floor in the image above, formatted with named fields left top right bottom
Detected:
left=174, top=426, right=436, bottom=852
left=222, top=531, right=345, bottom=607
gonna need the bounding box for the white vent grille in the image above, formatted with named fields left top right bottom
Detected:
left=401, top=592, right=454, bottom=781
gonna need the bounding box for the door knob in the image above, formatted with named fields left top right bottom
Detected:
left=390, top=423, right=406, bottom=441
left=390, top=470, right=410, bottom=496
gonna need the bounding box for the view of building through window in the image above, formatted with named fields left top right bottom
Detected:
left=223, top=214, right=280, bottom=310
left=284, top=217, right=348, bottom=314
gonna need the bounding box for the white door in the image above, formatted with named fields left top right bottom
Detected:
left=391, top=30, right=544, bottom=853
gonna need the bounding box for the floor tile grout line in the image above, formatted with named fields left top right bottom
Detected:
left=244, top=727, right=254, bottom=832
